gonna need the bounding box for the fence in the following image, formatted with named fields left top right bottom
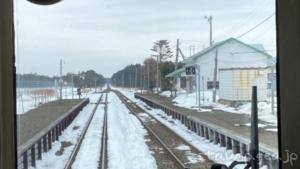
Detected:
left=17, top=98, right=89, bottom=169
left=135, top=93, right=279, bottom=169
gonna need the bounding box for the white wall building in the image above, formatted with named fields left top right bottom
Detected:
left=219, top=67, right=268, bottom=101
left=167, top=38, right=273, bottom=101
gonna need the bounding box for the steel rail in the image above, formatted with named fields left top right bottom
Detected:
left=100, top=93, right=108, bottom=169
left=64, top=93, right=103, bottom=169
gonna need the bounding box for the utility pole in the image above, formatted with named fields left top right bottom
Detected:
left=202, top=76, right=205, bottom=103
left=271, top=67, right=275, bottom=115
left=71, top=74, right=74, bottom=99
left=175, top=39, right=180, bottom=70
left=122, top=72, right=124, bottom=87
left=59, top=59, right=63, bottom=100
left=135, top=66, right=138, bottom=90
left=197, top=65, right=201, bottom=109
left=94, top=77, right=98, bottom=92
left=189, top=45, right=195, bottom=56
left=212, top=48, right=218, bottom=102
left=147, top=62, right=150, bottom=90
left=140, top=65, right=143, bottom=93
left=205, top=15, right=213, bottom=47
left=175, top=39, right=179, bottom=96
left=156, top=47, right=161, bottom=93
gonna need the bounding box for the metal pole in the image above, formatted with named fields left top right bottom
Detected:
left=202, top=76, right=205, bottom=103
left=71, top=74, right=74, bottom=99
left=94, top=78, right=97, bottom=92
left=205, top=15, right=213, bottom=47
left=196, top=74, right=198, bottom=105
left=197, top=65, right=201, bottom=109
left=175, top=38, right=180, bottom=96
left=59, top=59, right=63, bottom=100
left=250, top=86, right=259, bottom=169
left=156, top=54, right=159, bottom=93
left=175, top=39, right=179, bottom=70
left=135, top=66, right=138, bottom=90
left=147, top=63, right=150, bottom=91
left=271, top=67, right=275, bottom=115
left=212, top=48, right=218, bottom=102
left=209, top=16, right=213, bottom=47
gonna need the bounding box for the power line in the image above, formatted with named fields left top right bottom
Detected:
left=236, top=13, right=275, bottom=39
left=215, top=0, right=272, bottom=40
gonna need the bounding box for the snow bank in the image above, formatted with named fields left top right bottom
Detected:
left=159, top=91, right=172, bottom=97
left=172, top=90, right=277, bottom=126
left=119, top=89, right=270, bottom=169
left=107, top=92, right=157, bottom=169
left=17, top=87, right=92, bottom=115
left=173, top=90, right=218, bottom=108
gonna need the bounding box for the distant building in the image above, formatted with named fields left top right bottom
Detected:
left=166, top=38, right=274, bottom=101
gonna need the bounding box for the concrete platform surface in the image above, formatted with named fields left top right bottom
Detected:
left=138, top=93, right=278, bottom=150
left=17, top=99, right=83, bottom=145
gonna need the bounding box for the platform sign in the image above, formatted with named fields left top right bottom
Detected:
left=185, top=66, right=196, bottom=76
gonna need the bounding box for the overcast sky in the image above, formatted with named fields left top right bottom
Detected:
left=15, top=0, right=276, bottom=77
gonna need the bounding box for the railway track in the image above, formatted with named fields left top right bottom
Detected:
left=99, top=93, right=108, bottom=169
left=64, top=93, right=104, bottom=169
left=113, top=90, right=212, bottom=169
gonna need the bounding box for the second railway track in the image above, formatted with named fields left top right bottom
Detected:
left=64, top=92, right=109, bottom=169
left=113, top=90, right=213, bottom=169
left=99, top=93, right=108, bottom=169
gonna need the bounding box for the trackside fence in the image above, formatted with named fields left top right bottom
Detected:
left=17, top=98, right=89, bottom=169
left=134, top=93, right=279, bottom=169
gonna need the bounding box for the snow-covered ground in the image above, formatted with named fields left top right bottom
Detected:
left=17, top=87, right=99, bottom=114
left=17, top=88, right=57, bottom=115
left=107, top=92, right=157, bottom=169
left=117, top=88, right=271, bottom=169
left=31, top=93, right=102, bottom=169
left=161, top=90, right=277, bottom=127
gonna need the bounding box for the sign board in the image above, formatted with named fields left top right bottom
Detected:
left=185, top=66, right=196, bottom=76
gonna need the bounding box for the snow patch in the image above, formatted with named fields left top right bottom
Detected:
left=107, top=92, right=157, bottom=169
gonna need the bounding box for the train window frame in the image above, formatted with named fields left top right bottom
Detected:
left=1, top=0, right=300, bottom=168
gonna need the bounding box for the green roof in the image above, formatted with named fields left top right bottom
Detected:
left=183, top=38, right=273, bottom=64
left=165, top=67, right=185, bottom=78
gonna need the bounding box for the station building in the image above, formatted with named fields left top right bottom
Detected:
left=166, top=38, right=275, bottom=102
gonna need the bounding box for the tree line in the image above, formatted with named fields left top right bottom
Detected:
left=111, top=39, right=186, bottom=92
left=17, top=70, right=106, bottom=88
left=110, top=59, right=178, bottom=91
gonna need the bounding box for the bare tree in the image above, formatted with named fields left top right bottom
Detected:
left=143, top=58, right=158, bottom=93
left=150, top=40, right=173, bottom=91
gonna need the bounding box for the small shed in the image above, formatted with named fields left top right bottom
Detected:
left=219, top=67, right=268, bottom=101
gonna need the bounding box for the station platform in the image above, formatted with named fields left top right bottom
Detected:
left=17, top=99, right=83, bottom=145
left=135, top=93, right=278, bottom=151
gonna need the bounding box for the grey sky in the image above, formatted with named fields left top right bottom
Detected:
left=15, top=0, right=276, bottom=77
